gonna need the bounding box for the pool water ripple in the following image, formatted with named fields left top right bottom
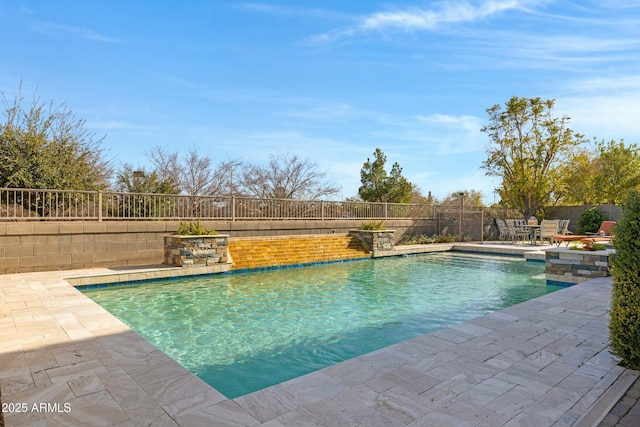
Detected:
left=81, top=252, right=562, bottom=398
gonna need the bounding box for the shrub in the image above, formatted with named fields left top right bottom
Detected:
left=569, top=242, right=607, bottom=251
left=357, top=220, right=386, bottom=230
left=397, top=234, right=460, bottom=245
left=609, top=190, right=640, bottom=369
left=175, top=220, right=218, bottom=236
left=577, top=207, right=607, bottom=234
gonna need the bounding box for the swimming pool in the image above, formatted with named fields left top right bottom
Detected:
left=81, top=252, right=561, bottom=398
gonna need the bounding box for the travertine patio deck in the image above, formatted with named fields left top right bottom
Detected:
left=0, top=245, right=637, bottom=426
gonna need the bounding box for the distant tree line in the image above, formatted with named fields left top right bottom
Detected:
left=115, top=149, right=340, bottom=201
left=4, top=89, right=640, bottom=216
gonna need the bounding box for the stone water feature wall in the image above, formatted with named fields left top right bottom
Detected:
left=227, top=234, right=370, bottom=270
left=545, top=247, right=613, bottom=286
left=164, top=235, right=230, bottom=267
left=350, top=230, right=396, bottom=257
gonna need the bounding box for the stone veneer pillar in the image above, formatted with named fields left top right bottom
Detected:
left=545, top=247, right=613, bottom=286
left=350, top=230, right=396, bottom=258
left=164, top=235, right=230, bottom=267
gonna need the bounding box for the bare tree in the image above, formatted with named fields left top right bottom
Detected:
left=239, top=152, right=339, bottom=200
left=148, top=146, right=241, bottom=196
left=148, top=146, right=180, bottom=191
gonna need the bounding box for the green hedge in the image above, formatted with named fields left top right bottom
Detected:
left=609, top=190, right=640, bottom=369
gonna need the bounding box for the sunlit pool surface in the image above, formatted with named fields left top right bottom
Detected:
left=81, top=252, right=561, bottom=398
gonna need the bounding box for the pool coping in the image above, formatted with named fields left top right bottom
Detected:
left=0, top=242, right=634, bottom=425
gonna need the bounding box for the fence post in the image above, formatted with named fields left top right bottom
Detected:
left=98, top=191, right=103, bottom=222
left=321, top=200, right=325, bottom=221
left=232, top=196, right=236, bottom=221
left=384, top=203, right=388, bottom=220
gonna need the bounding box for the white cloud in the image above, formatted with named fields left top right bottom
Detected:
left=311, top=0, right=534, bottom=43
left=360, top=1, right=521, bottom=31
left=555, top=74, right=640, bottom=141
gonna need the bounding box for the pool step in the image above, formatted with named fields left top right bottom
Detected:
left=228, top=234, right=370, bottom=270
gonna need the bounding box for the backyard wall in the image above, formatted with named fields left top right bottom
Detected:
left=546, top=204, right=622, bottom=233
left=0, top=215, right=488, bottom=274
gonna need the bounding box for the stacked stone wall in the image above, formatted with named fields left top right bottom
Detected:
left=545, top=247, right=613, bottom=285
left=351, top=230, right=396, bottom=257
left=164, top=235, right=229, bottom=267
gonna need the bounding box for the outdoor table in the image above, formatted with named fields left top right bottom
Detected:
left=525, top=225, right=541, bottom=245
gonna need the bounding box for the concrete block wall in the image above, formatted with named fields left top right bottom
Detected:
left=0, top=221, right=178, bottom=274
left=0, top=217, right=485, bottom=274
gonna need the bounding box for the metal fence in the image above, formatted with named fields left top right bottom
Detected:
left=0, top=187, right=464, bottom=221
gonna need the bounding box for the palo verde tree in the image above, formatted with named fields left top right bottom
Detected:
left=481, top=96, right=586, bottom=218
left=0, top=89, right=111, bottom=190
left=359, top=148, right=412, bottom=203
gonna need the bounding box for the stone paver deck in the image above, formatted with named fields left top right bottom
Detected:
left=0, top=245, right=637, bottom=426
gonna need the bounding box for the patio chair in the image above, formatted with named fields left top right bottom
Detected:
left=557, top=219, right=571, bottom=235
left=539, top=219, right=559, bottom=245
left=495, top=219, right=513, bottom=241
left=586, top=221, right=616, bottom=237
left=505, top=219, right=530, bottom=242
left=513, top=219, right=529, bottom=234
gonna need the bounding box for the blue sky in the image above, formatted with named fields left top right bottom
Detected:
left=1, top=1, right=639, bottom=203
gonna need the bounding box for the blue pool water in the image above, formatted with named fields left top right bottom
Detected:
left=81, top=252, right=561, bottom=398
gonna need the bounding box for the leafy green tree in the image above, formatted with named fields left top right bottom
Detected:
left=593, top=140, right=640, bottom=205
left=359, top=148, right=412, bottom=203
left=440, top=190, right=485, bottom=207
left=610, top=190, right=640, bottom=369
left=481, top=96, right=586, bottom=218
left=114, top=164, right=178, bottom=194
left=113, top=164, right=178, bottom=218
left=556, top=146, right=597, bottom=205
left=410, top=186, right=433, bottom=204
left=557, top=139, right=640, bottom=206
left=0, top=89, right=111, bottom=190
